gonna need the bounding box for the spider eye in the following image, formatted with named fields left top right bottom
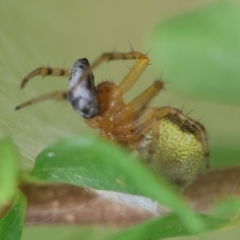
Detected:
left=79, top=58, right=89, bottom=65
left=75, top=58, right=90, bottom=70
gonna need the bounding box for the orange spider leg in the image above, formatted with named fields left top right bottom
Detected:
left=15, top=91, right=68, bottom=110
left=113, top=108, right=156, bottom=141
left=71, top=51, right=149, bottom=95
left=20, top=67, right=69, bottom=88
left=128, top=80, right=164, bottom=112
left=121, top=107, right=160, bottom=162
left=114, top=80, right=164, bottom=124
left=117, top=52, right=149, bottom=94
left=130, top=109, right=159, bottom=135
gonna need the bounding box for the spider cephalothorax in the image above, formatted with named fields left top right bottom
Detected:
left=16, top=50, right=209, bottom=187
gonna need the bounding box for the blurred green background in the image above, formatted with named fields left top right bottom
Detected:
left=0, top=0, right=240, bottom=239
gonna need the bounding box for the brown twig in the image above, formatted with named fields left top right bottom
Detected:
left=19, top=165, right=240, bottom=227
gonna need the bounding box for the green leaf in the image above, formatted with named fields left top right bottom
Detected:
left=0, top=193, right=26, bottom=240
left=0, top=137, right=19, bottom=207
left=211, top=147, right=240, bottom=168
left=213, top=197, right=240, bottom=218
left=151, top=1, right=240, bottom=106
left=106, top=213, right=229, bottom=240
left=30, top=135, right=205, bottom=233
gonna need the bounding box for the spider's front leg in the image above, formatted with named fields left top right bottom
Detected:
left=70, top=51, right=150, bottom=96
left=15, top=91, right=68, bottom=110
left=16, top=65, right=70, bottom=109
left=16, top=58, right=97, bottom=114
left=20, top=67, right=70, bottom=88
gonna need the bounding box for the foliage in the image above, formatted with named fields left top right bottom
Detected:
left=0, top=136, right=240, bottom=240
left=151, top=1, right=240, bottom=106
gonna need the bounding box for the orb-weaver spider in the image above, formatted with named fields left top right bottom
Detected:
left=16, top=50, right=209, bottom=187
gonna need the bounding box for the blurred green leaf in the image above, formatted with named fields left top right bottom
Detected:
left=105, top=213, right=228, bottom=240
left=0, top=137, right=19, bottom=207
left=30, top=135, right=204, bottom=233
left=151, top=1, right=240, bottom=105
left=0, top=193, right=26, bottom=240
left=210, top=147, right=240, bottom=168
left=71, top=226, right=118, bottom=240
left=213, top=198, right=240, bottom=218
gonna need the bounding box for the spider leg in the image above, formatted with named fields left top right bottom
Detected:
left=112, top=80, right=163, bottom=140
left=70, top=51, right=149, bottom=95
left=129, top=80, right=164, bottom=112
left=15, top=91, right=68, bottom=110
left=115, top=80, right=164, bottom=124
left=116, top=108, right=158, bottom=140
left=20, top=67, right=69, bottom=88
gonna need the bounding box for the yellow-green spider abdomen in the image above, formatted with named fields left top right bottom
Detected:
left=133, top=114, right=205, bottom=188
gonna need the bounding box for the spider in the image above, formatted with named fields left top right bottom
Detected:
left=16, top=50, right=209, bottom=188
